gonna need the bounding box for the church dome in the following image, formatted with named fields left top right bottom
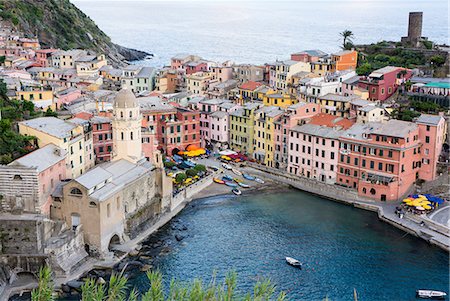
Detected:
left=113, top=88, right=138, bottom=108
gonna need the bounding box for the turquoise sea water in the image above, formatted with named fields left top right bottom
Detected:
left=74, top=0, right=449, bottom=67
left=125, top=191, right=448, bottom=301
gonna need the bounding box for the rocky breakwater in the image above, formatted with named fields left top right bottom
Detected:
left=58, top=218, right=190, bottom=298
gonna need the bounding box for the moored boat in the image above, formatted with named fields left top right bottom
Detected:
left=255, top=178, right=265, bottom=184
left=222, top=175, right=233, bottom=181
left=232, top=188, right=242, bottom=195
left=416, top=290, right=447, bottom=299
left=238, top=182, right=250, bottom=188
left=213, top=178, right=225, bottom=184
left=225, top=181, right=238, bottom=187
left=233, top=178, right=242, bottom=183
left=285, top=257, right=302, bottom=269
left=243, top=174, right=255, bottom=181
left=232, top=168, right=242, bottom=176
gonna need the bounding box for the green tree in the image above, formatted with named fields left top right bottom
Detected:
left=44, top=107, right=57, bottom=117
left=35, top=267, right=287, bottom=301
left=356, top=63, right=373, bottom=76
left=164, top=161, right=176, bottom=169
left=340, top=30, right=354, bottom=49
left=186, top=169, right=198, bottom=177
left=194, top=164, right=206, bottom=172
left=430, top=55, right=445, bottom=67
left=31, top=266, right=54, bottom=301
left=175, top=172, right=187, bottom=183
left=0, top=119, right=35, bottom=161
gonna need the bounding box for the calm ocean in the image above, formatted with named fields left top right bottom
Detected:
left=74, top=0, right=449, bottom=67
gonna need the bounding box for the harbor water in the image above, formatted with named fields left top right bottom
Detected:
left=124, top=190, right=449, bottom=300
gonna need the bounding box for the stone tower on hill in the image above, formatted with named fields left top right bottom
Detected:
left=111, top=88, right=143, bottom=163
left=401, top=12, right=427, bottom=47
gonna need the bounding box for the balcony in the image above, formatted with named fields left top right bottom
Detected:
left=362, top=173, right=395, bottom=186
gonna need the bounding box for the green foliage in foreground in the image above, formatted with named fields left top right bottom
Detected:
left=32, top=266, right=287, bottom=301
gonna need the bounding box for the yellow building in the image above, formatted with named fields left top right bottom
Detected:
left=229, top=102, right=261, bottom=155
left=252, top=106, right=284, bottom=167
left=262, top=90, right=298, bottom=108
left=19, top=117, right=95, bottom=178
left=53, top=49, right=87, bottom=69
left=317, top=93, right=361, bottom=118
left=311, top=60, right=335, bottom=76
left=187, top=72, right=213, bottom=96
left=15, top=89, right=55, bottom=110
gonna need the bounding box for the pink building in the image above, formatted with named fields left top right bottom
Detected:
left=337, top=120, right=422, bottom=201
left=185, top=61, right=208, bottom=75
left=211, top=66, right=233, bottom=83
left=199, top=98, right=229, bottom=148
left=91, top=116, right=114, bottom=163
left=358, top=66, right=412, bottom=101
left=55, top=87, right=82, bottom=109
left=290, top=50, right=328, bottom=63
left=35, top=49, right=58, bottom=67
left=287, top=113, right=354, bottom=183
left=209, top=102, right=238, bottom=148
left=5, top=144, right=67, bottom=215
left=274, top=102, right=321, bottom=170
left=416, top=114, right=447, bottom=181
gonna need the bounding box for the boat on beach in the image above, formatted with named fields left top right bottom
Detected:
left=232, top=168, right=242, bottom=176
left=238, top=182, right=250, bottom=188
left=213, top=178, right=225, bottom=184
left=225, top=181, right=238, bottom=187
left=285, top=257, right=302, bottom=269
left=232, top=188, right=242, bottom=195
left=222, top=175, right=233, bottom=181
left=255, top=178, right=265, bottom=184
left=243, top=174, right=255, bottom=181
left=416, top=290, right=447, bottom=299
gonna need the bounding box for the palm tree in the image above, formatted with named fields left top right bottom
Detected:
left=340, top=30, right=354, bottom=49
left=33, top=266, right=287, bottom=301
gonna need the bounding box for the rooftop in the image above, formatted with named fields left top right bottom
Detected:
left=308, top=113, right=354, bottom=129
left=139, top=97, right=174, bottom=112
left=415, top=114, right=444, bottom=126
left=319, top=93, right=360, bottom=102
left=239, top=81, right=263, bottom=91
left=369, top=66, right=402, bottom=77
left=9, top=143, right=66, bottom=173
left=74, top=159, right=153, bottom=202
left=20, top=117, right=78, bottom=139
left=292, top=49, right=327, bottom=57
left=291, top=123, right=345, bottom=139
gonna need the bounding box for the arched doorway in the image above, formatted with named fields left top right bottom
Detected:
left=108, top=234, right=121, bottom=251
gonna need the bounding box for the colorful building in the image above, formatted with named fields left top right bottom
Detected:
left=337, top=120, right=422, bottom=201
left=91, top=116, right=113, bottom=163
left=331, top=50, right=358, bottom=71
left=229, top=102, right=262, bottom=155
left=0, top=144, right=67, bottom=215
left=19, top=117, right=95, bottom=178
left=317, top=93, right=361, bottom=118
left=252, top=106, right=284, bottom=167
left=187, top=72, right=213, bottom=96
left=273, top=102, right=320, bottom=170
left=290, top=49, right=328, bottom=63
left=416, top=114, right=447, bottom=181
left=288, top=113, right=353, bottom=183
left=358, top=66, right=412, bottom=101
left=262, top=90, right=298, bottom=108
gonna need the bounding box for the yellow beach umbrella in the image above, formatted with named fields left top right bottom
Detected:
left=423, top=205, right=432, bottom=210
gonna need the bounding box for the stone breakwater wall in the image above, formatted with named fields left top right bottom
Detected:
left=171, top=174, right=214, bottom=211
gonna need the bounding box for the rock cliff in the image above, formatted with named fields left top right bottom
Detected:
left=0, top=0, right=151, bottom=66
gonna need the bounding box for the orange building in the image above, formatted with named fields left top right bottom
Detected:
left=331, top=50, right=358, bottom=71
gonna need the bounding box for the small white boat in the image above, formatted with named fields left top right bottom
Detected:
left=232, top=168, right=242, bottom=176
left=222, top=163, right=232, bottom=170
left=416, top=290, right=447, bottom=299
left=285, top=257, right=302, bottom=269
left=255, top=178, right=265, bottom=184
left=232, top=188, right=242, bottom=195
left=238, top=182, right=250, bottom=188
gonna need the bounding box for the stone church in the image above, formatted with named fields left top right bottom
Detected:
left=51, top=89, right=172, bottom=256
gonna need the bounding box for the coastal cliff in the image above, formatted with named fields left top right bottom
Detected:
left=0, top=0, right=150, bottom=65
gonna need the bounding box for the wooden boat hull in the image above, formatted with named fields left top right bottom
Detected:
left=213, top=178, right=225, bottom=184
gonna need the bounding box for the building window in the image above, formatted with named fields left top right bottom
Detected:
left=70, top=187, right=83, bottom=195
left=107, top=204, right=111, bottom=218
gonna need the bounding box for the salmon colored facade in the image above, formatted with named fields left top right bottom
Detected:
left=337, top=120, right=422, bottom=201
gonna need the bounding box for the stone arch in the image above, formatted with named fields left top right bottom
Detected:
left=108, top=233, right=122, bottom=251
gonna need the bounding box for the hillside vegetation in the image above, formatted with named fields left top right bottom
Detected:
left=0, top=0, right=149, bottom=65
